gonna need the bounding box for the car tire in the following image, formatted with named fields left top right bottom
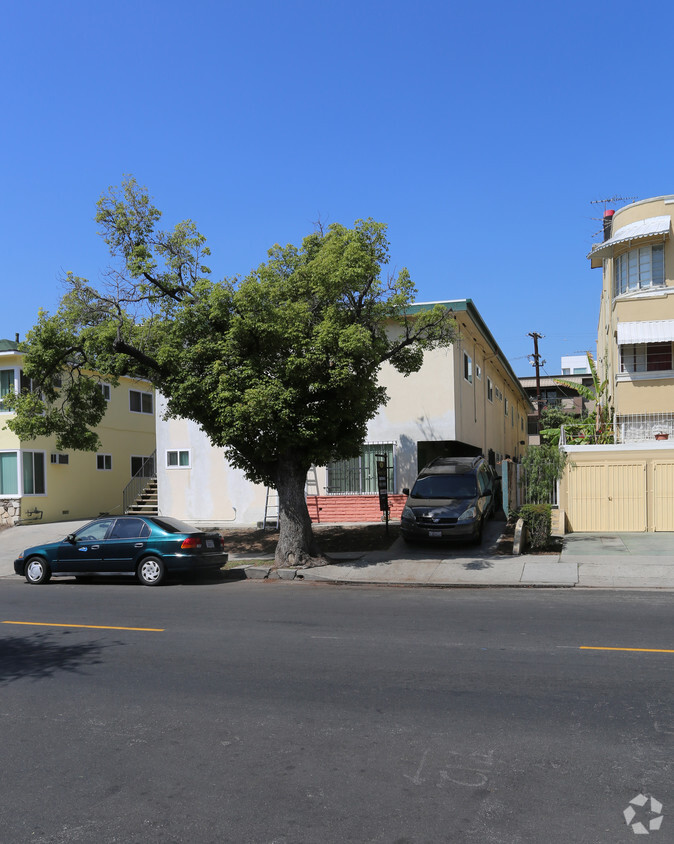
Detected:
left=25, top=557, right=51, bottom=585
left=137, top=556, right=166, bottom=586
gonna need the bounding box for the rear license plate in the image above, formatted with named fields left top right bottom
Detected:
left=428, top=530, right=442, bottom=538
left=206, top=539, right=214, bottom=548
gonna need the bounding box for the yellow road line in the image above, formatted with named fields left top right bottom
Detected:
left=580, top=646, right=674, bottom=654
left=2, top=621, right=164, bottom=632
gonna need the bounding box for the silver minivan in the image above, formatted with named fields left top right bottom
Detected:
left=400, top=456, right=494, bottom=544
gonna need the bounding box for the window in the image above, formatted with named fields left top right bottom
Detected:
left=129, top=390, right=153, bottom=414
left=613, top=244, right=664, bottom=297
left=50, top=453, right=69, bottom=465
left=97, top=454, right=112, bottom=471
left=487, top=378, right=493, bottom=402
left=131, top=455, right=155, bottom=477
left=0, top=369, right=14, bottom=411
left=463, top=353, right=473, bottom=384
left=505, top=398, right=509, bottom=417
left=0, top=452, right=18, bottom=495
left=110, top=518, right=151, bottom=539
left=562, top=368, right=570, bottom=375
left=98, top=383, right=111, bottom=401
left=327, top=443, right=394, bottom=494
left=475, top=363, right=482, bottom=380
left=22, top=452, right=45, bottom=495
left=620, top=343, right=672, bottom=373
left=167, top=450, right=190, bottom=468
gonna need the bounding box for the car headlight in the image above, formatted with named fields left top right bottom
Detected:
left=401, top=506, right=415, bottom=521
left=458, top=506, right=477, bottom=522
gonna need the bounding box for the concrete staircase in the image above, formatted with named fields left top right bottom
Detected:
left=126, top=479, right=159, bottom=516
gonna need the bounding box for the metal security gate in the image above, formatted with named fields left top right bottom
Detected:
left=567, top=462, right=647, bottom=532
left=653, top=462, right=674, bottom=531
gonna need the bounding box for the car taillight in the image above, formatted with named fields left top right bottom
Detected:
left=180, top=537, right=202, bottom=549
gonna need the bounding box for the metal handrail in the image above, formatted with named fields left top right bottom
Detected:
left=122, top=450, right=157, bottom=513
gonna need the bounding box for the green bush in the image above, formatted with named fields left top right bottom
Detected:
left=519, top=503, right=552, bottom=551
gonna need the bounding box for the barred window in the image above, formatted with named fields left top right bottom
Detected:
left=326, top=443, right=394, bottom=494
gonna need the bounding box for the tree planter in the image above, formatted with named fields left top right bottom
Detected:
left=655, top=433, right=669, bottom=441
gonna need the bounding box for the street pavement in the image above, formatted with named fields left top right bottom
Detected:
left=2, top=517, right=674, bottom=589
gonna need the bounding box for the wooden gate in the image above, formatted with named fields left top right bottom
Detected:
left=566, top=462, right=647, bottom=532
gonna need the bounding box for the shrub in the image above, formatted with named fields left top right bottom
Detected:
left=519, top=503, right=552, bottom=551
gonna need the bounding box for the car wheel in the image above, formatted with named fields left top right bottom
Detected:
left=137, top=556, right=166, bottom=586
left=25, top=557, right=51, bottom=584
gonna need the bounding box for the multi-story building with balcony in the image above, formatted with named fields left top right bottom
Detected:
left=589, top=196, right=674, bottom=443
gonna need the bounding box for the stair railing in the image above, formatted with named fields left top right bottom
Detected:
left=122, top=451, right=157, bottom=514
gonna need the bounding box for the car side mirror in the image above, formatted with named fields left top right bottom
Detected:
left=65, top=534, right=76, bottom=544
left=402, top=488, right=410, bottom=496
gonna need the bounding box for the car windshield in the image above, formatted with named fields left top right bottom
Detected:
left=149, top=516, right=199, bottom=534
left=410, top=475, right=477, bottom=499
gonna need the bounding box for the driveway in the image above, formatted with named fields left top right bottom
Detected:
left=0, top=521, right=90, bottom=577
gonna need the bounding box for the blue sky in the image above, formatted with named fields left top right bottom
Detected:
left=2, top=0, right=673, bottom=376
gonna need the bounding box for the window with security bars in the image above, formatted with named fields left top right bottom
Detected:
left=326, top=443, right=395, bottom=494
left=620, top=342, right=672, bottom=373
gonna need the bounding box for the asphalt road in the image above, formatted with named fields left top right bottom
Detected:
left=0, top=578, right=672, bottom=843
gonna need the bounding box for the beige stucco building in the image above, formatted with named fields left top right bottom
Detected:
left=590, top=196, right=674, bottom=442
left=558, top=196, right=674, bottom=532
left=157, top=300, right=531, bottom=527
left=0, top=339, right=156, bottom=526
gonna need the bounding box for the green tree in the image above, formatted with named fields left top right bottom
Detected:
left=7, top=178, right=457, bottom=567
left=521, top=444, right=566, bottom=505
left=553, top=352, right=613, bottom=444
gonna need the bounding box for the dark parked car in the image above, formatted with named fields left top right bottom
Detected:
left=14, top=515, right=228, bottom=586
left=400, top=456, right=495, bottom=544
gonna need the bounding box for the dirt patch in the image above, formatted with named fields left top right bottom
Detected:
left=219, top=523, right=400, bottom=556
left=494, top=520, right=563, bottom=556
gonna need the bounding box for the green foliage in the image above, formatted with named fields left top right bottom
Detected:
left=521, top=444, right=566, bottom=505
left=8, top=178, right=458, bottom=562
left=553, top=352, right=614, bottom=444
left=519, top=503, right=552, bottom=551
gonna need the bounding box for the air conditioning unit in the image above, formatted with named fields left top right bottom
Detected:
left=50, top=453, right=69, bottom=465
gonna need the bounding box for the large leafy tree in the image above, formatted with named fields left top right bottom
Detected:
left=7, top=178, right=457, bottom=566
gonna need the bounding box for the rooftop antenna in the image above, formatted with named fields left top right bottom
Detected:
left=590, top=195, right=638, bottom=214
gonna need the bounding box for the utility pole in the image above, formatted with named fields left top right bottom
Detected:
left=528, top=332, right=544, bottom=432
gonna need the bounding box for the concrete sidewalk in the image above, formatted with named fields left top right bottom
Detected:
left=248, top=524, right=674, bottom=589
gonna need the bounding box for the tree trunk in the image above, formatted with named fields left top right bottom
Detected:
left=273, top=458, right=325, bottom=568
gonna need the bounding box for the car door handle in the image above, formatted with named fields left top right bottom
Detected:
left=134, top=543, right=144, bottom=547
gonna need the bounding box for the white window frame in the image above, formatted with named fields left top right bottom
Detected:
left=129, top=389, right=153, bottom=415
left=21, top=450, right=46, bottom=496
left=50, top=453, right=70, bottom=465
left=613, top=243, right=665, bottom=298
left=98, top=382, right=112, bottom=401
left=97, top=454, right=113, bottom=471
left=166, top=449, right=191, bottom=469
left=487, top=378, right=493, bottom=403
left=0, top=450, right=20, bottom=497
left=475, top=363, right=482, bottom=380
left=0, top=367, right=18, bottom=413
left=463, top=352, right=473, bottom=384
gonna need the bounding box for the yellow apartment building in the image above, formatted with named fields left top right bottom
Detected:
left=0, top=338, right=156, bottom=526
left=590, top=196, right=674, bottom=441
left=558, top=197, right=674, bottom=532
